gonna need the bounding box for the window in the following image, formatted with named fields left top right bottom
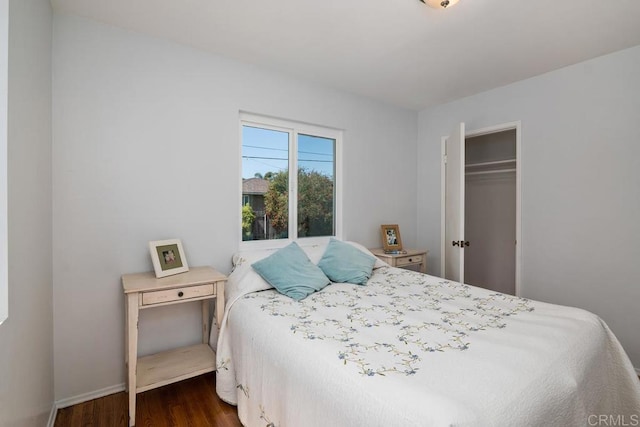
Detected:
left=240, top=113, right=341, bottom=246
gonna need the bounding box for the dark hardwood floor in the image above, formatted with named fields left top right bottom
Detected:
left=54, top=373, right=242, bottom=427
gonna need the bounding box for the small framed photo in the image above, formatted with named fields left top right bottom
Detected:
left=149, top=239, right=189, bottom=278
left=380, top=224, right=403, bottom=252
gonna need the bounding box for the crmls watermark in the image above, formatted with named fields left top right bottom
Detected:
left=588, top=414, right=639, bottom=426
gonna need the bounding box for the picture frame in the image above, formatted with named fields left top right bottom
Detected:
left=380, top=224, right=403, bottom=252
left=149, top=239, right=189, bottom=278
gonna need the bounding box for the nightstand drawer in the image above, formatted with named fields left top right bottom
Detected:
left=395, top=255, right=423, bottom=267
left=142, top=283, right=214, bottom=306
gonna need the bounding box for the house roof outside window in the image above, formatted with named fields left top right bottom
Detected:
left=242, top=178, right=269, bottom=195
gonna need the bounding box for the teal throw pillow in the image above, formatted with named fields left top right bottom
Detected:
left=251, top=242, right=330, bottom=301
left=318, top=238, right=376, bottom=285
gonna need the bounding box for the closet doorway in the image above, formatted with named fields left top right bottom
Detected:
left=440, top=122, right=521, bottom=296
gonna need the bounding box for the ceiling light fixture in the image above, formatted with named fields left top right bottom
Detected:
left=420, top=0, right=460, bottom=9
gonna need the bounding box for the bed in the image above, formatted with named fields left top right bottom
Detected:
left=212, top=241, right=640, bottom=427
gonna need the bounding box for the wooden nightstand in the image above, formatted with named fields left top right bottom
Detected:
left=122, top=266, right=227, bottom=427
left=370, top=248, right=428, bottom=273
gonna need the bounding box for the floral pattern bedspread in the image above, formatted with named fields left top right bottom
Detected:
left=215, top=262, right=640, bottom=427
left=245, top=268, right=533, bottom=378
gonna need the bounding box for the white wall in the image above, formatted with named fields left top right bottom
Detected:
left=52, top=14, right=418, bottom=400
left=0, top=0, right=54, bottom=425
left=417, top=45, right=640, bottom=368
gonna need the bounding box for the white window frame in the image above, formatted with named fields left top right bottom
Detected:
left=239, top=112, right=343, bottom=250
left=0, top=0, right=9, bottom=324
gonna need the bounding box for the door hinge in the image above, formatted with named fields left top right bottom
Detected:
left=443, top=154, right=448, bottom=164
left=452, top=240, right=470, bottom=247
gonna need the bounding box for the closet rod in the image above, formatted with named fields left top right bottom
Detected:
left=466, top=168, right=516, bottom=176
left=466, top=159, right=516, bottom=168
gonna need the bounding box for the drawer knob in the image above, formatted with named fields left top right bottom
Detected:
left=178, top=291, right=184, bottom=297
left=409, top=258, right=413, bottom=262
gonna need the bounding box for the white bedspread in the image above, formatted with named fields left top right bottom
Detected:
left=214, top=255, right=640, bottom=426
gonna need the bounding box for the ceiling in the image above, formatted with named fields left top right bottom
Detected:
left=50, top=0, right=640, bottom=111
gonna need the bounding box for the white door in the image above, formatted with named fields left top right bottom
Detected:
left=444, top=122, right=465, bottom=283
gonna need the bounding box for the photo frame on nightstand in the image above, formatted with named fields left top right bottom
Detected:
left=149, top=238, right=189, bottom=278
left=380, top=224, right=403, bottom=252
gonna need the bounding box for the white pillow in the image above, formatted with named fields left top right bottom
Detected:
left=227, top=240, right=386, bottom=304
left=232, top=240, right=386, bottom=269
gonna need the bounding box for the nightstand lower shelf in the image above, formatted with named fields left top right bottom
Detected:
left=136, top=343, right=216, bottom=393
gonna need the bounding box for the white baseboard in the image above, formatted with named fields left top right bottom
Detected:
left=46, top=402, right=57, bottom=427
left=55, top=382, right=125, bottom=409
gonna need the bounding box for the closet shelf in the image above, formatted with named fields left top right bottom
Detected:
left=465, top=159, right=516, bottom=169
left=466, top=168, right=516, bottom=176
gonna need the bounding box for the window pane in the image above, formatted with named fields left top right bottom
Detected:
left=242, top=126, right=289, bottom=241
left=297, top=134, right=335, bottom=237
